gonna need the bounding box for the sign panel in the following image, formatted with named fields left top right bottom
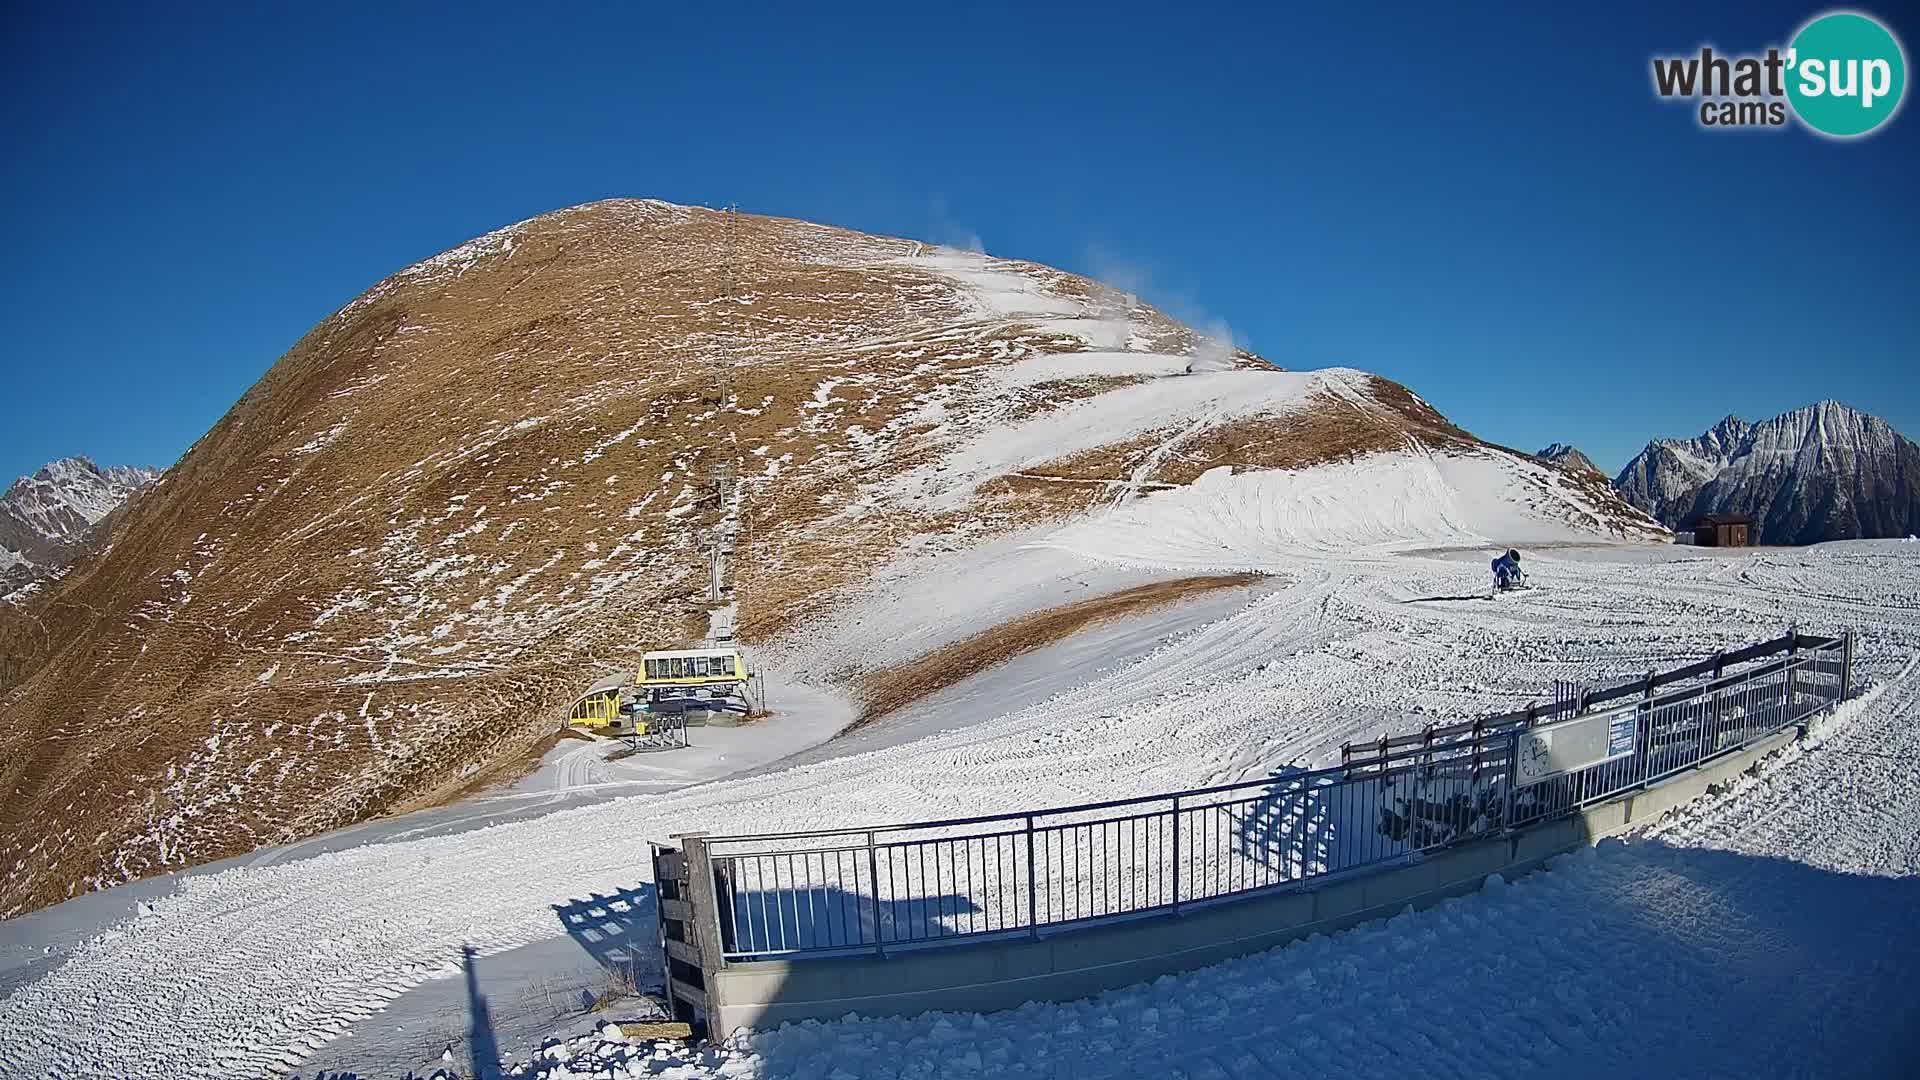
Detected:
left=1606, top=709, right=1637, bottom=758
left=1515, top=707, right=1639, bottom=787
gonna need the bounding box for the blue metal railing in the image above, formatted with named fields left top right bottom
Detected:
left=702, top=631, right=1851, bottom=961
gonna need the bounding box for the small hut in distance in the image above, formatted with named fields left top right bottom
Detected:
left=1694, top=513, right=1753, bottom=547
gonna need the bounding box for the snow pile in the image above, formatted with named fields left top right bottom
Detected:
left=1430, top=453, right=1662, bottom=543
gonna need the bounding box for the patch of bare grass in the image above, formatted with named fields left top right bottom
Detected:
left=854, top=573, right=1264, bottom=727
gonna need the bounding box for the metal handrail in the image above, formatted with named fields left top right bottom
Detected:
left=1342, top=631, right=1830, bottom=769
left=708, top=633, right=1834, bottom=849
left=699, top=630, right=1852, bottom=961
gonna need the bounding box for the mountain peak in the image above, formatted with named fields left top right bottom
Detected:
left=1536, top=443, right=1601, bottom=475
left=1697, top=414, right=1751, bottom=452
left=1, top=456, right=161, bottom=593
left=1615, top=401, right=1919, bottom=544
left=1778, top=398, right=1884, bottom=430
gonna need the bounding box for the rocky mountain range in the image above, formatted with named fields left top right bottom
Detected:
left=0, top=457, right=160, bottom=594
left=1615, top=401, right=1920, bottom=544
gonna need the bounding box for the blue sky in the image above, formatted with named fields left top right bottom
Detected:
left=2, top=1, right=1914, bottom=484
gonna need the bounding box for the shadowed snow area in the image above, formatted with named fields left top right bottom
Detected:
left=605, top=847, right=1917, bottom=1080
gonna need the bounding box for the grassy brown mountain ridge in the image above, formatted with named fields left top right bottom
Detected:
left=0, top=199, right=1658, bottom=915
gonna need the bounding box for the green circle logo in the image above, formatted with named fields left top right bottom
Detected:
left=1786, top=11, right=1907, bottom=137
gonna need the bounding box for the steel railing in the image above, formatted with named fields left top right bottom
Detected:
left=702, top=630, right=1851, bottom=961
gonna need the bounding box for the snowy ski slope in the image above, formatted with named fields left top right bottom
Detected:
left=517, top=672, right=1920, bottom=1079
left=2, top=537, right=1917, bottom=1078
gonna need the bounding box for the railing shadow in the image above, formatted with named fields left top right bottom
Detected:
left=1227, top=767, right=1338, bottom=882
left=551, top=884, right=660, bottom=1005
left=1232, top=764, right=1508, bottom=884
left=719, top=881, right=984, bottom=958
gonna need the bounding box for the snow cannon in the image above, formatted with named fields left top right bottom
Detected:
left=1491, top=549, right=1526, bottom=592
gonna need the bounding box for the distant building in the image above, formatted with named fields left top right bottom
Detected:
left=1694, top=513, right=1753, bottom=547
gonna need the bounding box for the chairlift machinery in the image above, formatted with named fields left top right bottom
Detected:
left=565, top=645, right=761, bottom=739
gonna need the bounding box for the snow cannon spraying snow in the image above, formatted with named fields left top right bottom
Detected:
left=1491, top=549, right=1527, bottom=593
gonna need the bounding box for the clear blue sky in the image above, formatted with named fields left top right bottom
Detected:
left=2, top=1, right=1913, bottom=483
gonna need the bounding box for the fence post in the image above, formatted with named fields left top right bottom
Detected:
left=1841, top=631, right=1854, bottom=702
left=1641, top=671, right=1656, bottom=785
left=865, top=831, right=884, bottom=958
left=1024, top=815, right=1039, bottom=938
left=1502, top=729, right=1519, bottom=829
left=676, top=832, right=728, bottom=1022
left=1787, top=633, right=1800, bottom=723
left=1468, top=718, right=1484, bottom=836
left=1168, top=795, right=1184, bottom=912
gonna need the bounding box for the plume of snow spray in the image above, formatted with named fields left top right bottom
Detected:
left=1186, top=319, right=1240, bottom=374
left=929, top=195, right=985, bottom=253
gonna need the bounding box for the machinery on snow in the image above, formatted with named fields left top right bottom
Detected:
left=1491, top=548, right=1531, bottom=596
left=565, top=645, right=763, bottom=742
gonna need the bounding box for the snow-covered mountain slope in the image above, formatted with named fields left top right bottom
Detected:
left=1536, top=441, right=1600, bottom=477
left=1041, top=450, right=1664, bottom=570
left=1615, top=402, right=1920, bottom=544
left=0, top=457, right=159, bottom=594
left=0, top=200, right=1664, bottom=916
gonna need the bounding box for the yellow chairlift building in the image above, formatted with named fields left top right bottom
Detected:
left=639, top=647, right=746, bottom=689
left=567, top=647, right=754, bottom=737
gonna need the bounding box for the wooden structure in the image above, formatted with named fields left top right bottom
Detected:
left=651, top=835, right=723, bottom=1034
left=1694, top=513, right=1753, bottom=547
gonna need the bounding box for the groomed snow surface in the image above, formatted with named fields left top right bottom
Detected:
left=514, top=673, right=1920, bottom=1079
left=3, top=528, right=1918, bottom=1077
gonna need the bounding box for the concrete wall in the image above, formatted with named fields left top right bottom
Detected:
left=706, top=730, right=1795, bottom=1034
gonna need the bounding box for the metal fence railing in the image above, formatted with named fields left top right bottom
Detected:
left=700, top=630, right=1851, bottom=961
